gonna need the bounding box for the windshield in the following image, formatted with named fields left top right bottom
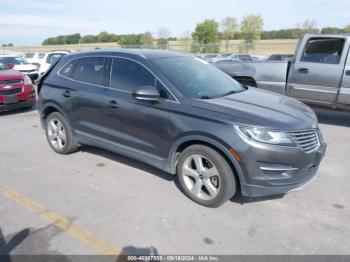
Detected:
left=151, top=56, right=244, bottom=99
left=0, top=62, right=9, bottom=70
left=0, top=57, right=27, bottom=65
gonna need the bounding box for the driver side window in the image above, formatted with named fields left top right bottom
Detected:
left=111, top=58, right=172, bottom=100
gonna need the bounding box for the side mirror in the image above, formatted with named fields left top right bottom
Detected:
left=133, top=86, right=160, bottom=101
left=7, top=63, right=15, bottom=69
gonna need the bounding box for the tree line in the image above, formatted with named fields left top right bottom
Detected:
left=41, top=16, right=350, bottom=52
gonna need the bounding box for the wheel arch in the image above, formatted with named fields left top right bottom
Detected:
left=39, top=102, right=71, bottom=128
left=168, top=135, right=245, bottom=188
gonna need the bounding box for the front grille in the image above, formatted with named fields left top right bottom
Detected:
left=0, top=80, right=23, bottom=85
left=288, top=129, right=320, bottom=153
left=20, top=69, right=36, bottom=73
left=0, top=87, right=23, bottom=96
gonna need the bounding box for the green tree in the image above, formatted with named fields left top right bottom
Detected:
left=65, top=33, right=81, bottom=44
left=240, top=15, right=264, bottom=52
left=192, top=19, right=219, bottom=53
left=118, top=34, right=142, bottom=46
left=97, top=32, right=111, bottom=43
left=80, top=34, right=97, bottom=43
left=321, top=27, right=343, bottom=34
left=140, top=32, right=154, bottom=46
left=157, top=27, right=171, bottom=48
left=42, top=37, right=58, bottom=45
left=344, top=25, right=350, bottom=33
left=221, top=17, right=238, bottom=51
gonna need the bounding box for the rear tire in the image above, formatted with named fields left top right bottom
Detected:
left=177, top=145, right=237, bottom=207
left=45, top=112, right=79, bottom=154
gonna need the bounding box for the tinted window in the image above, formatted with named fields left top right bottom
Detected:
left=301, top=38, right=345, bottom=64
left=111, top=58, right=156, bottom=92
left=0, top=57, right=23, bottom=65
left=38, top=53, right=46, bottom=59
left=151, top=56, right=244, bottom=99
left=46, top=53, right=66, bottom=64
left=60, top=60, right=77, bottom=77
left=71, top=57, right=109, bottom=86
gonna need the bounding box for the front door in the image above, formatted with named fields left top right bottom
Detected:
left=288, top=37, right=347, bottom=103
left=103, top=57, right=175, bottom=160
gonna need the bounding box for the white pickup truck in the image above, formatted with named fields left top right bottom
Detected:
left=213, top=34, right=350, bottom=110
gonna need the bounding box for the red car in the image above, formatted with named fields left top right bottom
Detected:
left=0, top=62, right=36, bottom=112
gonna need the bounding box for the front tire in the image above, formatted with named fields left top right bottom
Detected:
left=45, top=112, right=79, bottom=154
left=177, top=145, right=237, bottom=207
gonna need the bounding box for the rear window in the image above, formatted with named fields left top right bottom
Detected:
left=46, top=53, right=66, bottom=64
left=69, top=57, right=110, bottom=86
left=301, top=38, right=345, bottom=64
left=38, top=53, right=46, bottom=59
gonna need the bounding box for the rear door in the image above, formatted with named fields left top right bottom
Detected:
left=59, top=56, right=111, bottom=139
left=287, top=37, right=347, bottom=103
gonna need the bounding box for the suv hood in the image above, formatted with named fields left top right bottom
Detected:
left=14, top=64, right=37, bottom=71
left=190, top=87, right=318, bottom=130
left=0, top=69, right=24, bottom=81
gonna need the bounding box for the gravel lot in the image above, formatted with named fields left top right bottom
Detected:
left=0, top=106, right=349, bottom=256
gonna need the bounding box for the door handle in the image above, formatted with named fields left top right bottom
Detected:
left=107, top=100, right=119, bottom=109
left=345, top=70, right=350, bottom=76
left=62, top=90, right=71, bottom=97
left=298, top=68, right=309, bottom=74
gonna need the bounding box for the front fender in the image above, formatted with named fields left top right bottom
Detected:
left=166, top=134, right=246, bottom=186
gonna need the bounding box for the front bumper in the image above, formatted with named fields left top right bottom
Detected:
left=234, top=131, right=327, bottom=197
left=0, top=98, right=36, bottom=112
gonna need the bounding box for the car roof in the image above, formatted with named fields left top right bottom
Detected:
left=67, top=49, right=191, bottom=60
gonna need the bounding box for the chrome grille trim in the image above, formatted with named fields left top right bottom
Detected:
left=0, top=80, right=23, bottom=85
left=0, top=87, right=23, bottom=96
left=288, top=129, right=320, bottom=153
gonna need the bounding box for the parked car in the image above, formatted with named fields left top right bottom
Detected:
left=39, top=51, right=70, bottom=76
left=0, top=55, right=39, bottom=82
left=24, top=52, right=47, bottom=66
left=37, top=50, right=326, bottom=207
left=200, top=54, right=223, bottom=62
left=210, top=58, right=242, bottom=64
left=213, top=34, right=350, bottom=110
left=0, top=62, right=36, bottom=112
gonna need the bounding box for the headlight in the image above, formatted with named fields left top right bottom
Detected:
left=24, top=75, right=32, bottom=85
left=236, top=126, right=295, bottom=146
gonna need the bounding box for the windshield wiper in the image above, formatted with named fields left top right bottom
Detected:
left=200, top=95, right=212, bottom=99
left=222, top=90, right=237, bottom=96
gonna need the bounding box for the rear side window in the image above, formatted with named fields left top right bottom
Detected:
left=47, top=53, right=66, bottom=64
left=60, top=60, right=77, bottom=77
left=301, top=38, right=345, bottom=64
left=111, top=58, right=156, bottom=92
left=70, top=57, right=109, bottom=86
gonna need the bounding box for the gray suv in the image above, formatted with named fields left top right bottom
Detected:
left=38, top=50, right=327, bottom=207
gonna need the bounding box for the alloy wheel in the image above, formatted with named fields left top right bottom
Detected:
left=47, top=119, right=66, bottom=150
left=181, top=154, right=221, bottom=200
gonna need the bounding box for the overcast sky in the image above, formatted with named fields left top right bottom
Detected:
left=1, top=0, right=350, bottom=45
